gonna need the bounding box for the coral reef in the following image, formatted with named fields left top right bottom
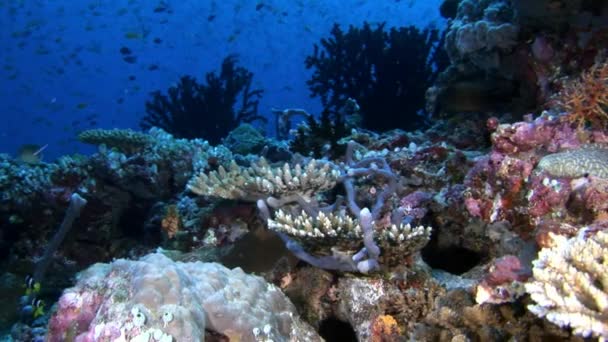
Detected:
left=6, top=4, right=608, bottom=339
left=306, top=22, right=447, bottom=132
left=47, top=252, right=320, bottom=341
left=429, top=0, right=608, bottom=119
left=140, top=55, right=266, bottom=144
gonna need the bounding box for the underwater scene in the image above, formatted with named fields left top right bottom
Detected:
left=2, top=0, right=608, bottom=341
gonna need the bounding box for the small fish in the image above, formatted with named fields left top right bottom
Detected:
left=207, top=14, right=216, bottom=22
left=119, top=46, right=132, bottom=55
left=256, top=3, right=264, bottom=11
left=32, top=116, right=46, bottom=124
left=76, top=103, right=88, bottom=110
left=18, top=144, right=47, bottom=164
left=153, top=1, right=169, bottom=13
left=23, top=275, right=41, bottom=296
left=123, top=55, right=137, bottom=64
left=31, top=298, right=45, bottom=318
left=148, top=64, right=159, bottom=71
left=124, top=31, right=141, bottom=40
left=128, top=75, right=136, bottom=81
left=153, top=37, right=162, bottom=44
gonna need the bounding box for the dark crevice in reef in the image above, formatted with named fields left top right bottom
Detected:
left=318, top=317, right=358, bottom=342
left=422, top=245, right=484, bottom=275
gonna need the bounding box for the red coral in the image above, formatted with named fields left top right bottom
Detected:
left=556, top=59, right=608, bottom=130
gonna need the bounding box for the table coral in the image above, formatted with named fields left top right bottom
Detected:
left=187, top=157, right=340, bottom=202
left=78, top=129, right=153, bottom=155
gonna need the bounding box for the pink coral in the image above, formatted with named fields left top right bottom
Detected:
left=475, top=255, right=530, bottom=305
left=399, top=191, right=433, bottom=220
left=48, top=291, right=103, bottom=342
left=47, top=253, right=320, bottom=342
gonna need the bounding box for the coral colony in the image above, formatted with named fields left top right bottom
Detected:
left=3, top=0, right=608, bottom=341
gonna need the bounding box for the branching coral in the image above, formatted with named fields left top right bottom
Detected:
left=525, top=231, right=608, bottom=340
left=141, top=55, right=266, bottom=144
left=556, top=58, right=608, bottom=130
left=188, top=142, right=433, bottom=273
left=290, top=109, right=350, bottom=158
left=187, top=157, right=340, bottom=202
left=267, top=208, right=431, bottom=270
left=305, top=22, right=446, bottom=132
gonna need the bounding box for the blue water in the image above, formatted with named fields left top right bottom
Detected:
left=0, top=0, right=444, bottom=160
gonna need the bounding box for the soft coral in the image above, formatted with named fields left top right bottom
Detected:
left=556, top=58, right=608, bottom=130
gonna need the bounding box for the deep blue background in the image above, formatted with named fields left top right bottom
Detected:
left=1, top=0, right=444, bottom=160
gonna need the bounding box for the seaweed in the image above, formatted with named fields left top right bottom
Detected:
left=141, top=55, right=266, bottom=144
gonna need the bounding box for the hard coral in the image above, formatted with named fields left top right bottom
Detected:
left=78, top=129, right=152, bottom=155
left=141, top=55, right=266, bottom=145
left=556, top=58, right=608, bottom=130
left=526, top=231, right=608, bottom=340
left=537, top=144, right=608, bottom=179
left=47, top=252, right=321, bottom=341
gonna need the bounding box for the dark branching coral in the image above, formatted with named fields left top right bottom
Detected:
left=305, top=22, right=447, bottom=132
left=141, top=55, right=266, bottom=144
left=290, top=109, right=349, bottom=158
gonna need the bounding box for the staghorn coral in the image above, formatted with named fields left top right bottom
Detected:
left=556, top=59, right=608, bottom=130
left=525, top=231, right=608, bottom=340
left=537, top=145, right=608, bottom=179
left=78, top=128, right=153, bottom=154
left=187, top=157, right=340, bottom=202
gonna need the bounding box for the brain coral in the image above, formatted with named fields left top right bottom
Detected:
left=537, top=145, right=608, bottom=178
left=47, top=252, right=320, bottom=342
